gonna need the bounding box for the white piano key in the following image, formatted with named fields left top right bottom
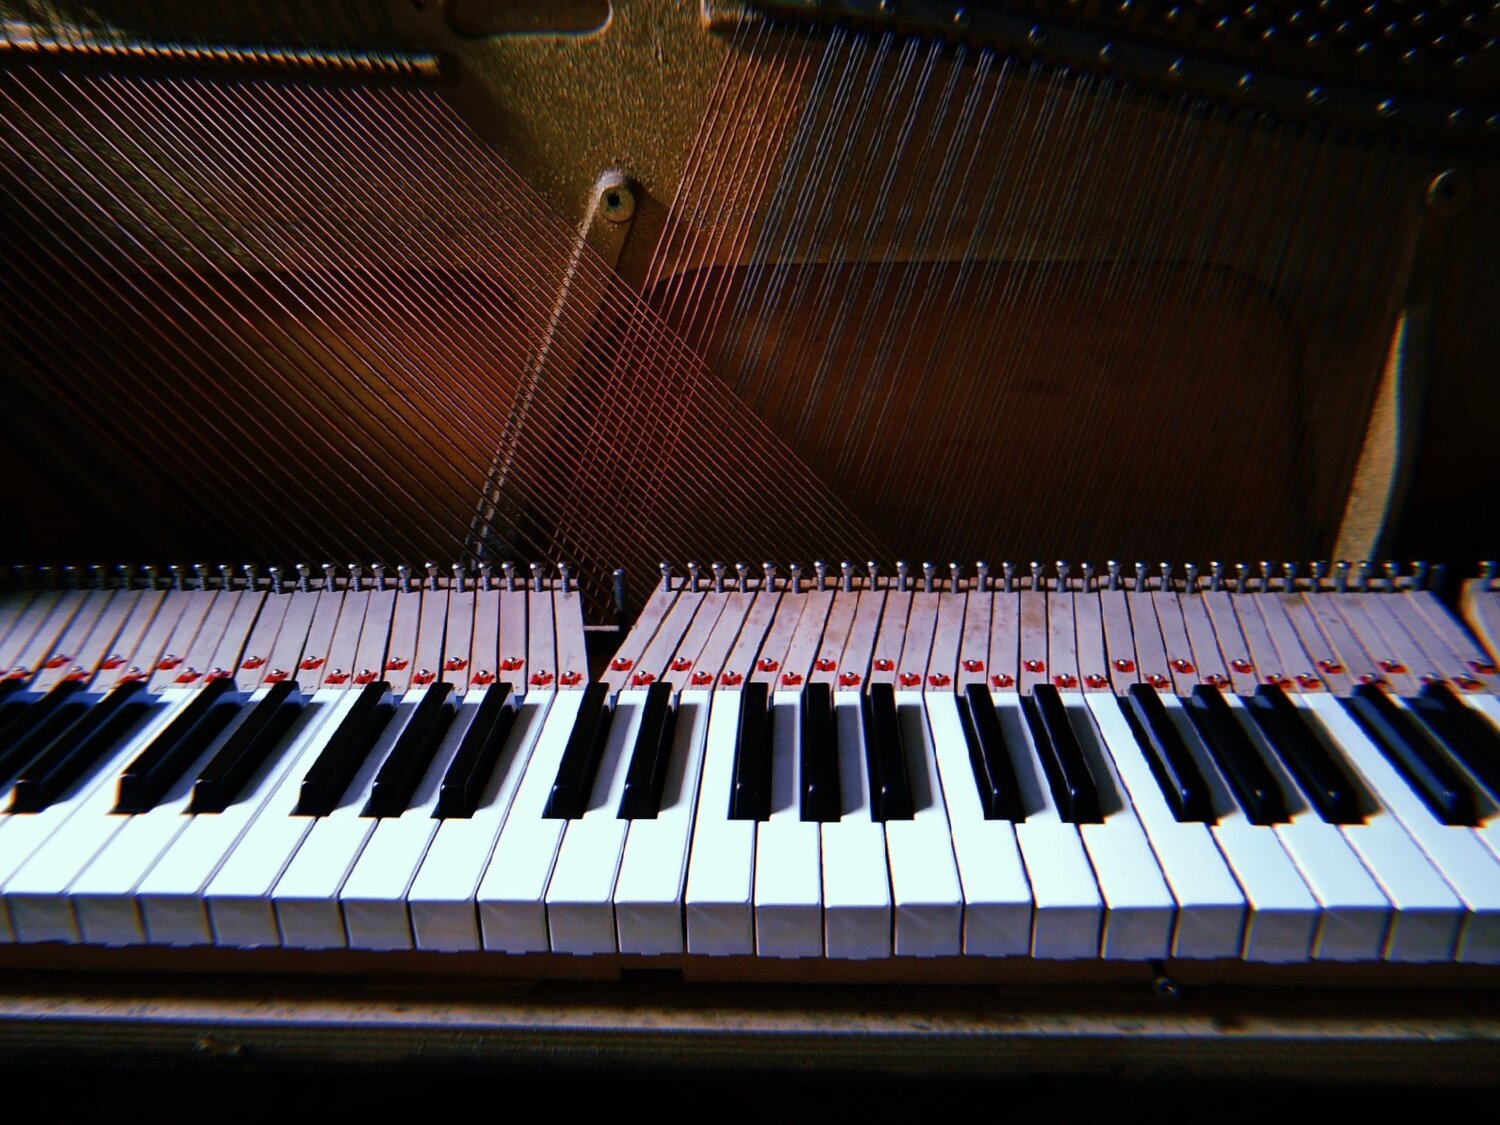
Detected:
left=1302, top=692, right=1500, bottom=964
left=995, top=693, right=1103, bottom=960
left=136, top=690, right=350, bottom=945
left=614, top=690, right=714, bottom=955
left=476, top=688, right=583, bottom=952
left=1340, top=816, right=1462, bottom=962
left=683, top=690, right=758, bottom=955
left=406, top=693, right=553, bottom=952
left=1065, top=697, right=1177, bottom=960
left=887, top=692, right=963, bottom=956
left=71, top=687, right=279, bottom=945
left=1085, top=693, right=1246, bottom=959
left=201, top=689, right=365, bottom=947
left=1226, top=696, right=1391, bottom=962
left=754, top=690, right=823, bottom=958
left=819, top=695, right=891, bottom=960
left=0, top=689, right=200, bottom=943
left=270, top=691, right=411, bottom=949
left=338, top=697, right=472, bottom=951
left=923, top=693, right=1032, bottom=957
left=1160, top=695, right=1320, bottom=962
left=543, top=690, right=647, bottom=954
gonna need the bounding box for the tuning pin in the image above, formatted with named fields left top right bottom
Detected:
left=1209, top=561, right=1223, bottom=593
left=1107, top=560, right=1121, bottom=592
left=843, top=561, right=855, bottom=593
left=216, top=563, right=233, bottom=590
left=397, top=564, right=412, bottom=594
left=791, top=562, right=803, bottom=594
left=451, top=563, right=465, bottom=593
left=1480, top=561, right=1497, bottom=587
left=191, top=563, right=208, bottom=591
left=169, top=564, right=185, bottom=591
left=949, top=562, right=961, bottom=592
left=1080, top=561, right=1094, bottom=592
left=1411, top=560, right=1428, bottom=590
left=349, top=563, right=363, bottom=592
left=1383, top=560, right=1399, bottom=589
left=1334, top=560, right=1350, bottom=593
left=815, top=561, right=828, bottom=590
left=976, top=561, right=989, bottom=593
left=425, top=562, right=440, bottom=591
left=1134, top=561, right=1148, bottom=593
left=923, top=562, right=936, bottom=593
left=267, top=565, right=282, bottom=594
left=530, top=561, right=544, bottom=592
left=114, top=563, right=132, bottom=590
left=295, top=563, right=311, bottom=593
left=1160, top=562, right=1173, bottom=591
left=87, top=563, right=103, bottom=590
left=896, top=561, right=908, bottom=592
left=502, top=560, right=516, bottom=592
left=322, top=563, right=339, bottom=591
left=1356, top=560, right=1372, bottom=591
left=659, top=562, right=672, bottom=592
left=684, top=561, right=699, bottom=591
left=612, top=568, right=627, bottom=619
left=1284, top=561, right=1298, bottom=591
left=710, top=562, right=723, bottom=593
left=1031, top=561, right=1044, bottom=591
left=1260, top=561, right=1274, bottom=590
left=141, top=563, right=158, bottom=591
left=736, top=563, right=748, bottom=591
left=476, top=562, right=489, bottom=592
left=762, top=561, right=776, bottom=590
left=558, top=561, right=571, bottom=594
left=1183, top=562, right=1199, bottom=594
left=1057, top=561, right=1071, bottom=591
left=1234, top=562, right=1249, bottom=591
left=1311, top=560, right=1327, bottom=593
left=1002, top=561, right=1015, bottom=593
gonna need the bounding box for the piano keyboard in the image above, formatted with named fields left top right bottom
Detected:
left=0, top=562, right=1498, bottom=977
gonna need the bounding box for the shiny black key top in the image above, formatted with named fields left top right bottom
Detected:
left=1244, top=683, right=1361, bottom=824
left=9, top=682, right=154, bottom=812
left=729, top=681, right=772, bottom=821
left=544, top=682, right=614, bottom=819
left=115, top=677, right=240, bottom=813
left=1121, top=683, right=1212, bottom=822
left=960, top=683, right=1023, bottom=821
left=1185, top=684, right=1288, bottom=825
left=1343, top=682, right=1476, bottom=826
left=365, top=682, right=458, bottom=817
left=435, top=682, right=517, bottom=819
left=862, top=682, right=913, bottom=821
left=189, top=681, right=304, bottom=813
left=1408, top=681, right=1500, bottom=802
left=619, top=681, right=677, bottom=819
left=800, top=682, right=841, bottom=822
left=0, top=680, right=85, bottom=781
left=1022, top=684, right=1102, bottom=823
left=295, top=681, right=396, bottom=816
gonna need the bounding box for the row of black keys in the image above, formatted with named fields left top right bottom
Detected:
left=0, top=678, right=523, bottom=820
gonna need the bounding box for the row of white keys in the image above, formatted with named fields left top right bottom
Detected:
left=820, top=588, right=888, bottom=960
left=614, top=590, right=738, bottom=955
left=754, top=590, right=833, bottom=957
left=4, top=590, right=87, bottom=682
left=683, top=591, right=780, bottom=954
left=544, top=587, right=707, bottom=953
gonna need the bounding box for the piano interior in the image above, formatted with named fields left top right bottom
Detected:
left=1, top=0, right=1499, bottom=1082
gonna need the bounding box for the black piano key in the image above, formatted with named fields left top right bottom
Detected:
left=1121, top=683, right=1212, bottom=823
left=0, top=680, right=86, bottom=781
left=115, top=678, right=240, bottom=813
left=435, top=682, right=517, bottom=819
left=365, top=682, right=458, bottom=817
left=1243, top=683, right=1362, bottom=824
left=959, top=683, right=1024, bottom=821
left=800, top=682, right=841, bottom=822
left=1021, top=684, right=1103, bottom=824
left=294, top=681, right=397, bottom=816
left=9, top=682, right=154, bottom=812
left=729, top=681, right=772, bottom=821
left=1408, top=681, right=1500, bottom=802
left=189, top=681, right=304, bottom=813
left=1184, top=684, right=1289, bottom=825
left=544, top=681, right=614, bottom=819
left=1343, top=682, right=1477, bottom=826
left=618, top=681, right=678, bottom=819
left=862, top=682, right=914, bottom=821
left=0, top=679, right=21, bottom=705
